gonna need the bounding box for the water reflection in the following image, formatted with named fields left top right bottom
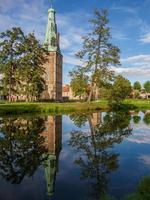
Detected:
left=41, top=116, right=62, bottom=197
left=0, top=115, right=62, bottom=199
left=0, top=117, right=47, bottom=184
left=69, top=112, right=132, bottom=199
left=0, top=111, right=150, bottom=199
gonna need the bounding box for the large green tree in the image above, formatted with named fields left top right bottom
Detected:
left=143, top=81, right=150, bottom=93
left=70, top=66, right=89, bottom=99
left=0, top=27, right=48, bottom=102
left=19, top=33, right=48, bottom=101
left=70, top=9, right=120, bottom=102
left=133, top=81, right=141, bottom=91
left=0, top=27, right=25, bottom=101
left=110, top=75, right=132, bottom=103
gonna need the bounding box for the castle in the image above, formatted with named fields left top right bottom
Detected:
left=42, top=6, right=91, bottom=101
left=43, top=7, right=63, bottom=101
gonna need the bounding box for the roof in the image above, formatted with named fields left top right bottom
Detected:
left=63, top=85, right=70, bottom=92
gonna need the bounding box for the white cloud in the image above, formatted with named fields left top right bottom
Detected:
left=111, top=54, right=150, bottom=78
left=113, top=66, right=150, bottom=77
left=111, top=5, right=137, bottom=14
left=139, top=154, right=150, bottom=167
left=128, top=127, right=150, bottom=144
left=139, top=33, right=150, bottom=43
left=122, top=54, right=150, bottom=63
left=63, top=55, right=82, bottom=66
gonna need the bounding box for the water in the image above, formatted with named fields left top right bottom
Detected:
left=0, top=111, right=150, bottom=200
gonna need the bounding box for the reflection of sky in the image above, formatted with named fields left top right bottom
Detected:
left=0, top=112, right=150, bottom=200
left=58, top=113, right=150, bottom=199
left=127, top=111, right=150, bottom=144
left=139, top=154, right=150, bottom=167
left=108, top=111, right=150, bottom=198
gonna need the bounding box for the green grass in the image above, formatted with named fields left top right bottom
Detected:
left=0, top=100, right=108, bottom=115
left=124, top=99, right=150, bottom=109
left=0, top=99, right=149, bottom=115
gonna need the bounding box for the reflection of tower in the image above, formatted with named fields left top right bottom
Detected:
left=41, top=116, right=62, bottom=197
left=43, top=6, right=63, bottom=100
left=91, top=113, right=102, bottom=127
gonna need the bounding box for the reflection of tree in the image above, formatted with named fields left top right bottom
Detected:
left=124, top=175, right=150, bottom=200
left=143, top=113, right=150, bottom=125
left=0, top=117, right=48, bottom=184
left=133, top=116, right=141, bottom=124
left=70, top=114, right=88, bottom=127
left=69, top=112, right=132, bottom=200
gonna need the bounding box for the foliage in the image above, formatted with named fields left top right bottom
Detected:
left=133, top=90, right=140, bottom=99
left=19, top=33, right=48, bottom=101
left=133, top=81, right=141, bottom=91
left=0, top=27, right=25, bottom=101
left=70, top=9, right=120, bottom=102
left=143, top=81, right=150, bottom=93
left=109, top=75, right=132, bottom=104
left=70, top=66, right=89, bottom=99
left=0, top=27, right=48, bottom=102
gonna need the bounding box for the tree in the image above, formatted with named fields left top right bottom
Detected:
left=70, top=66, right=89, bottom=99
left=70, top=9, right=120, bottom=102
left=0, top=27, right=25, bottom=101
left=0, top=27, right=48, bottom=102
left=110, top=75, right=132, bottom=103
left=133, top=81, right=141, bottom=91
left=19, top=33, right=48, bottom=101
left=143, top=81, right=150, bottom=93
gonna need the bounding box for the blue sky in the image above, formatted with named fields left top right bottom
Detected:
left=1, top=0, right=150, bottom=85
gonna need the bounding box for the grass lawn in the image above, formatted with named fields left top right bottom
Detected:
left=0, top=99, right=149, bottom=115
left=0, top=100, right=108, bottom=115
left=124, top=99, right=150, bottom=110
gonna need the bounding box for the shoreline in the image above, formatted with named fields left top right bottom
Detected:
left=0, top=99, right=149, bottom=115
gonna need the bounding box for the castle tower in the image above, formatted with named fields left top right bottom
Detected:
left=43, top=7, right=63, bottom=100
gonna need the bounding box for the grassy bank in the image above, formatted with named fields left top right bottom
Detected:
left=0, top=99, right=149, bottom=115
left=0, top=100, right=108, bottom=115
left=124, top=99, right=150, bottom=110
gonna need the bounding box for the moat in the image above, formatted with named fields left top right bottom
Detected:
left=0, top=111, right=150, bottom=200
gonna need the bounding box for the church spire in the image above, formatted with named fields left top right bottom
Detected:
left=44, top=6, right=60, bottom=52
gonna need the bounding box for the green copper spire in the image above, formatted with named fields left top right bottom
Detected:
left=44, top=154, right=57, bottom=197
left=44, top=6, right=60, bottom=52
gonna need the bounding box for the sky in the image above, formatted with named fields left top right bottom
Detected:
left=1, top=0, right=150, bottom=85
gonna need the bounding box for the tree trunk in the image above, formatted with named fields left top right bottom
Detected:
left=87, top=86, right=93, bottom=102
left=8, top=72, right=11, bottom=102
